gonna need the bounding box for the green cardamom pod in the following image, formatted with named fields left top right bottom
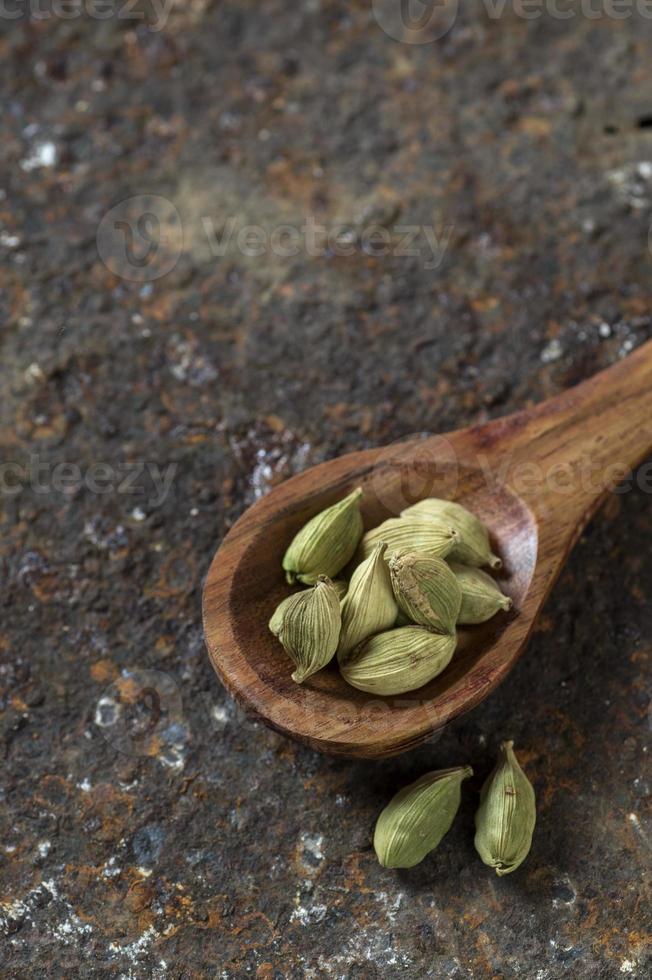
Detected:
left=394, top=608, right=413, bottom=627
left=449, top=562, right=513, bottom=624
left=374, top=766, right=473, bottom=868
left=269, top=576, right=341, bottom=683
left=401, top=498, right=501, bottom=570
left=337, top=543, right=398, bottom=662
left=282, top=487, right=364, bottom=585
left=358, top=518, right=458, bottom=564
left=389, top=551, right=462, bottom=634
left=331, top=579, right=348, bottom=601
left=339, top=626, right=456, bottom=695
left=474, top=740, right=536, bottom=876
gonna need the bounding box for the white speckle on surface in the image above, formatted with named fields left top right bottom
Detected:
left=0, top=231, right=21, bottom=249
left=20, top=140, right=58, bottom=171
left=102, top=856, right=121, bottom=878
left=541, top=338, right=563, bottom=363
left=291, top=903, right=327, bottom=925
left=109, top=925, right=159, bottom=964
left=130, top=506, right=146, bottom=522
left=619, top=337, right=635, bottom=357
left=607, top=162, right=652, bottom=209
left=620, top=960, right=635, bottom=974
left=37, top=841, right=51, bottom=858
left=300, top=832, right=324, bottom=867
left=627, top=812, right=649, bottom=847
left=94, top=696, right=120, bottom=728
left=76, top=777, right=92, bottom=792
left=157, top=743, right=186, bottom=771
left=211, top=704, right=231, bottom=725
left=25, top=362, right=45, bottom=383
left=598, top=321, right=612, bottom=338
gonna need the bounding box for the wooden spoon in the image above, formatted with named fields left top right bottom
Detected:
left=203, top=340, right=652, bottom=758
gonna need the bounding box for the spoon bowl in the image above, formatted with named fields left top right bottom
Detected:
left=203, top=341, right=652, bottom=757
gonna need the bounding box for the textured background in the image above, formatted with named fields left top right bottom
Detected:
left=1, top=2, right=651, bottom=977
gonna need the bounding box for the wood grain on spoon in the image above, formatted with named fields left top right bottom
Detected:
left=203, top=340, right=652, bottom=758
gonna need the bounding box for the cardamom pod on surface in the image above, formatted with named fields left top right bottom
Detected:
left=374, top=766, right=473, bottom=869
left=282, top=487, right=364, bottom=585
left=449, top=562, right=513, bottom=625
left=401, top=498, right=501, bottom=570
left=389, top=551, right=462, bottom=634
left=339, top=625, right=456, bottom=695
left=337, top=543, right=397, bottom=662
left=474, top=740, right=536, bottom=876
left=358, top=518, right=458, bottom=563
left=269, top=575, right=341, bottom=683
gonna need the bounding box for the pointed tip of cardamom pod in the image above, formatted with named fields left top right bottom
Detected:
left=500, top=595, right=513, bottom=611
left=489, top=553, right=502, bottom=570
left=500, top=739, right=515, bottom=753
left=462, top=765, right=474, bottom=780
left=285, top=570, right=297, bottom=585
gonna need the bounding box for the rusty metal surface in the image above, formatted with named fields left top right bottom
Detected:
left=1, top=3, right=651, bottom=977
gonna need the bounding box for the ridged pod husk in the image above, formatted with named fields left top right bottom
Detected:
left=339, top=626, right=456, bottom=695
left=449, top=562, right=513, bottom=624
left=282, top=487, right=364, bottom=585
left=268, top=576, right=341, bottom=683
left=389, top=551, right=462, bottom=634
left=374, top=766, right=473, bottom=869
left=474, top=740, right=536, bottom=876
left=337, top=543, right=397, bottom=662
left=358, top=518, right=458, bottom=564
left=401, top=498, right=501, bottom=570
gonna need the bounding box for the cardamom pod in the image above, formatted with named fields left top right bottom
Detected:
left=358, top=518, right=458, bottom=564
left=389, top=551, right=462, bottom=634
left=339, top=626, right=456, bottom=695
left=337, top=543, right=397, bottom=662
left=449, top=562, right=513, bottom=625
left=374, top=766, right=473, bottom=868
left=283, top=487, right=364, bottom=585
left=401, top=498, right=501, bottom=570
left=269, top=576, right=341, bottom=683
left=474, top=740, right=536, bottom=876
left=331, top=579, right=348, bottom=601
left=394, top=608, right=413, bottom=627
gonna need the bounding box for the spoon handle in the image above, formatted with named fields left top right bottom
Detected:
left=463, top=339, right=652, bottom=525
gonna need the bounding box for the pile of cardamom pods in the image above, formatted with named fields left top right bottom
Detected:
left=270, top=487, right=511, bottom=694
left=269, top=488, right=535, bottom=873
